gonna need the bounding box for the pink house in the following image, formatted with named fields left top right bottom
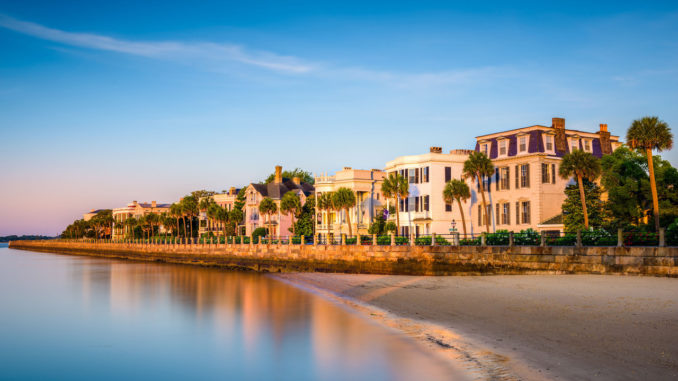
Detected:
left=244, top=166, right=314, bottom=237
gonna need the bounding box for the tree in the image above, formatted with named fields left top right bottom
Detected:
left=332, top=187, right=357, bottom=236
left=160, top=212, right=175, bottom=238
left=258, top=197, right=278, bottom=236
left=264, top=168, right=314, bottom=184
left=89, top=210, right=113, bottom=239
left=169, top=203, right=182, bottom=237
left=123, top=217, right=138, bottom=239
left=562, top=180, right=607, bottom=232
left=443, top=179, right=471, bottom=236
left=293, top=195, right=315, bottom=237
left=280, top=191, right=302, bottom=235
left=559, top=150, right=601, bottom=229
left=199, top=197, right=215, bottom=233
left=180, top=195, right=198, bottom=238
left=627, top=116, right=673, bottom=231
left=211, top=204, right=230, bottom=238
left=317, top=192, right=335, bottom=231
left=381, top=172, right=408, bottom=235
left=600, top=147, right=651, bottom=227
left=145, top=212, right=160, bottom=239
left=462, top=151, right=494, bottom=233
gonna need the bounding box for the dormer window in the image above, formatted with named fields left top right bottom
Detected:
left=583, top=139, right=591, bottom=152
left=519, top=136, right=527, bottom=153
left=480, top=143, right=489, bottom=155
left=498, top=139, right=508, bottom=156
left=545, top=135, right=553, bottom=151
left=569, top=137, right=579, bottom=152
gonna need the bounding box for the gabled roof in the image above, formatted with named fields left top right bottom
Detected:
left=250, top=179, right=314, bottom=199
left=539, top=214, right=563, bottom=225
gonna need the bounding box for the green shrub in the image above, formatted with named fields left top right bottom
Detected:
left=415, top=236, right=451, bottom=246
left=514, top=229, right=541, bottom=245
left=486, top=230, right=510, bottom=245
left=666, top=219, right=678, bottom=246
left=460, top=238, right=480, bottom=246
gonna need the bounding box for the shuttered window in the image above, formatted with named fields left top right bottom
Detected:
left=445, top=167, right=451, bottom=183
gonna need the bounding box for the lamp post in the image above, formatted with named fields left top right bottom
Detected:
left=449, top=219, right=457, bottom=233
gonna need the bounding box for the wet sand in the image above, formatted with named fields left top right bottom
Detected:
left=275, top=273, right=678, bottom=380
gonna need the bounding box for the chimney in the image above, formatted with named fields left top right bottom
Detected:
left=599, top=123, right=612, bottom=155
left=343, top=166, right=352, bottom=171
left=274, top=165, right=283, bottom=183
left=152, top=201, right=157, bottom=208
left=229, top=187, right=236, bottom=195
left=552, top=117, right=565, bottom=130
left=430, top=146, right=442, bottom=153
left=132, top=200, right=138, bottom=206
left=292, top=177, right=301, bottom=185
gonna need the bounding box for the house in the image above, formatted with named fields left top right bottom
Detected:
left=244, top=166, right=314, bottom=236
left=474, top=118, right=621, bottom=234
left=112, top=200, right=171, bottom=238
left=198, top=187, right=242, bottom=236
left=384, top=147, right=475, bottom=237
left=83, top=209, right=106, bottom=222
left=314, top=167, right=385, bottom=236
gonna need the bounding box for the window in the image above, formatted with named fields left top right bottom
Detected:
left=551, top=164, right=556, bottom=184
left=496, top=204, right=500, bottom=224
left=583, top=139, right=591, bottom=152
left=500, top=167, right=510, bottom=190
left=481, top=144, right=488, bottom=155
left=520, top=164, right=530, bottom=188
left=519, top=136, right=527, bottom=152
left=521, top=201, right=531, bottom=224
left=415, top=197, right=420, bottom=212
left=444, top=167, right=451, bottom=183
left=499, top=140, right=507, bottom=156
left=408, top=168, right=416, bottom=183
left=542, top=163, right=550, bottom=184
left=545, top=135, right=553, bottom=151
left=445, top=202, right=452, bottom=212
left=422, top=167, right=429, bottom=183
left=570, top=139, right=579, bottom=152
left=478, top=204, right=491, bottom=226
left=423, top=195, right=429, bottom=212
left=502, top=203, right=510, bottom=225
left=516, top=202, right=520, bottom=224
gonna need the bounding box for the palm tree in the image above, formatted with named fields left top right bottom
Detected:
left=145, top=212, right=160, bottom=240
left=169, top=203, right=183, bottom=237
left=199, top=197, right=215, bottom=233
left=381, top=172, right=409, bottom=235
left=212, top=204, right=230, bottom=239
left=258, top=197, right=278, bottom=237
left=181, top=196, right=198, bottom=238
left=160, top=212, right=174, bottom=238
left=559, top=150, right=601, bottom=229
left=443, top=179, right=471, bottom=237
left=462, top=151, right=494, bottom=233
left=123, top=216, right=138, bottom=239
left=332, top=188, right=357, bottom=236
left=280, top=191, right=302, bottom=236
left=627, top=116, right=673, bottom=231
left=317, top=192, right=334, bottom=231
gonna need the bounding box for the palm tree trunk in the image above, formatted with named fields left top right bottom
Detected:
left=345, top=207, right=353, bottom=236
left=646, top=148, right=660, bottom=231
left=395, top=196, right=401, bottom=236
left=577, top=175, right=589, bottom=229
left=456, top=198, right=468, bottom=237
left=478, top=174, right=491, bottom=233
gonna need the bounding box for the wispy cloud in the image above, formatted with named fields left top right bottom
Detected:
left=0, top=13, right=507, bottom=87
left=0, top=14, right=314, bottom=73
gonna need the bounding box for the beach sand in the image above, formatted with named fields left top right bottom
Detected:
left=275, top=273, right=678, bottom=381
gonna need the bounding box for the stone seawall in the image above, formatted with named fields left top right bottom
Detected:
left=8, top=240, right=678, bottom=277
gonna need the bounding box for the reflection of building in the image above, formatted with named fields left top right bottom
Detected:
left=314, top=167, right=385, bottom=236
left=198, top=187, right=242, bottom=236
left=112, top=200, right=171, bottom=238
left=475, top=118, right=621, bottom=234
left=83, top=209, right=106, bottom=221
left=244, top=166, right=314, bottom=236
left=385, top=147, right=474, bottom=236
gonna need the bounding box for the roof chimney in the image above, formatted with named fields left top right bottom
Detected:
left=152, top=201, right=157, bottom=208
left=132, top=200, right=138, bottom=206
left=599, top=123, right=608, bottom=132
left=552, top=117, right=565, bottom=130
left=274, top=165, right=283, bottom=183
left=292, top=177, right=301, bottom=185
left=430, top=146, right=442, bottom=153
left=229, top=187, right=236, bottom=195
left=343, top=166, right=352, bottom=171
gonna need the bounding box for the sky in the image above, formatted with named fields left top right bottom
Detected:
left=1, top=0, right=677, bottom=236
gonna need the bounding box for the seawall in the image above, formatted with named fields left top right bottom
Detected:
left=8, top=240, right=678, bottom=277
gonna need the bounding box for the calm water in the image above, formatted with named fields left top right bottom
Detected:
left=0, top=246, right=458, bottom=380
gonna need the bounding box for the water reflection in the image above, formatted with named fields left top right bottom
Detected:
left=0, top=249, right=459, bottom=380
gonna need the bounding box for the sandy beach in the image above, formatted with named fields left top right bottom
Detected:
left=275, top=273, right=678, bottom=380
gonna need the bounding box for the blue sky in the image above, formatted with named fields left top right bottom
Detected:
left=1, top=1, right=677, bottom=235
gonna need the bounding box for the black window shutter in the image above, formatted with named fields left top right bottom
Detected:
left=516, top=202, right=520, bottom=224
left=445, top=167, right=451, bottom=183
left=526, top=164, right=530, bottom=188
left=551, top=164, right=556, bottom=184
left=496, top=204, right=500, bottom=225
left=495, top=168, right=499, bottom=191
left=515, top=165, right=519, bottom=189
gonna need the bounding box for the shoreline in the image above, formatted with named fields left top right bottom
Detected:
left=273, top=273, right=544, bottom=381
left=274, top=272, right=678, bottom=381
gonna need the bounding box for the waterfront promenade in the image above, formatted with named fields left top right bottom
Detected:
left=9, top=239, right=678, bottom=276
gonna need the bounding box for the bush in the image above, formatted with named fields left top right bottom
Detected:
left=514, top=229, right=541, bottom=245
left=414, top=236, right=451, bottom=246
left=546, top=234, right=576, bottom=246
left=460, top=238, right=481, bottom=246
left=377, top=235, right=391, bottom=245
left=252, top=227, right=267, bottom=238
left=581, top=229, right=616, bottom=246
left=666, top=219, right=678, bottom=246
left=486, top=230, right=510, bottom=245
